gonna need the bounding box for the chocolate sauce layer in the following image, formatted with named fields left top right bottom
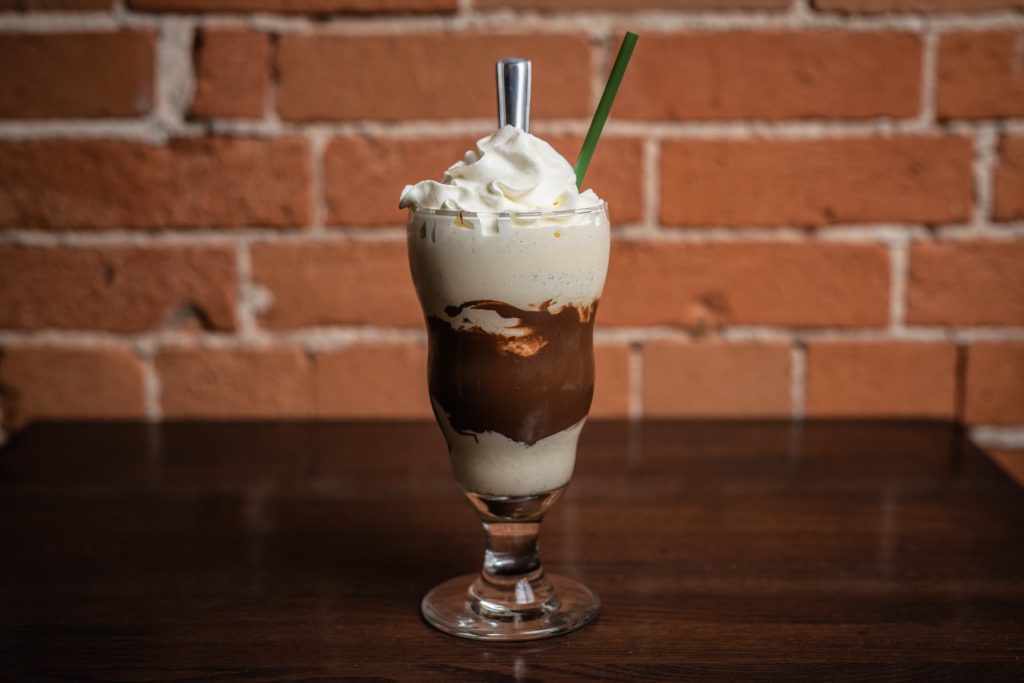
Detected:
left=428, top=300, right=596, bottom=446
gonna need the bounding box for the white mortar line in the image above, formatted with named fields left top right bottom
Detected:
left=615, top=226, right=805, bottom=241
left=264, top=327, right=428, bottom=351
left=948, top=328, right=1024, bottom=343
left=139, top=345, right=162, bottom=422
left=642, top=137, right=660, bottom=230
left=3, top=8, right=1024, bottom=33
left=235, top=242, right=259, bottom=339
left=0, top=119, right=165, bottom=141
left=918, top=29, right=938, bottom=127
left=594, top=327, right=691, bottom=344
left=153, top=19, right=195, bottom=135
left=0, top=228, right=407, bottom=246
left=6, top=221, right=1024, bottom=247
left=610, top=119, right=934, bottom=138
left=0, top=327, right=428, bottom=350
left=3, top=116, right=1024, bottom=141
left=321, top=226, right=408, bottom=238
left=971, top=426, right=1024, bottom=450
left=720, top=326, right=1024, bottom=343
left=935, top=224, right=1024, bottom=240
left=790, top=339, right=806, bottom=420
left=816, top=224, right=931, bottom=241
left=307, top=128, right=329, bottom=233
left=7, top=224, right=1024, bottom=248
left=719, top=327, right=794, bottom=342
left=0, top=14, right=121, bottom=30
left=124, top=8, right=1024, bottom=33
left=971, top=124, right=998, bottom=227
left=888, top=239, right=909, bottom=331
left=203, top=118, right=283, bottom=137
left=591, top=326, right=1024, bottom=344
left=3, top=325, right=1021, bottom=356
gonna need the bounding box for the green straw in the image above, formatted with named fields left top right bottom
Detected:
left=574, top=31, right=639, bottom=189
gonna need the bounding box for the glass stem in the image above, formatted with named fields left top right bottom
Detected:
left=482, top=521, right=541, bottom=580
left=462, top=489, right=564, bottom=619
left=469, top=519, right=558, bottom=619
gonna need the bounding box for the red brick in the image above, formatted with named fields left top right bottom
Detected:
left=0, top=346, right=146, bottom=429
left=805, top=342, right=957, bottom=419
left=324, top=135, right=643, bottom=227
left=815, top=0, right=1022, bottom=11
left=618, top=32, right=920, bottom=121
left=190, top=29, right=268, bottom=119
left=130, top=0, right=455, bottom=12
left=907, top=242, right=1024, bottom=326
left=326, top=137, right=474, bottom=227
left=157, top=348, right=315, bottom=418
left=477, top=0, right=787, bottom=7
left=250, top=241, right=421, bottom=329
left=556, top=136, right=645, bottom=225
left=592, top=344, right=630, bottom=418
left=276, top=33, right=590, bottom=121
left=0, top=138, right=311, bottom=229
left=938, top=32, right=1024, bottom=120
left=0, top=1, right=111, bottom=8
left=964, top=343, right=1024, bottom=425
left=316, top=343, right=430, bottom=418
left=995, top=135, right=1024, bottom=222
left=0, top=32, right=153, bottom=119
left=642, top=341, right=791, bottom=417
left=602, top=242, right=890, bottom=328
left=660, top=137, right=972, bottom=227
left=0, top=245, right=237, bottom=332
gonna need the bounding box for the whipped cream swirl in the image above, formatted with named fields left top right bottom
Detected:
left=399, top=125, right=602, bottom=213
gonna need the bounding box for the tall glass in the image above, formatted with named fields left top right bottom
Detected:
left=407, top=203, right=610, bottom=641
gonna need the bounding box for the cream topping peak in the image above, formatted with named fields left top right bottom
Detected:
left=399, top=125, right=602, bottom=213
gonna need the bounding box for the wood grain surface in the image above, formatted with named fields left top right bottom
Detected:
left=1, top=420, right=1023, bottom=681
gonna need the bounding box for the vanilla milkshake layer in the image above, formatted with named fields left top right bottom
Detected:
left=407, top=209, right=610, bottom=325
left=433, top=397, right=584, bottom=497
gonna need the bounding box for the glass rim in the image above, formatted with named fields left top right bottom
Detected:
left=407, top=201, right=607, bottom=219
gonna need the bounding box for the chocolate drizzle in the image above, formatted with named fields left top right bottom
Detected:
left=427, top=300, right=597, bottom=446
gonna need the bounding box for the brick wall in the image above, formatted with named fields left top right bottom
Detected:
left=0, top=0, right=1022, bottom=444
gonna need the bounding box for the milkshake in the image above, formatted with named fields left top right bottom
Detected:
left=402, top=125, right=610, bottom=498
left=404, top=38, right=637, bottom=639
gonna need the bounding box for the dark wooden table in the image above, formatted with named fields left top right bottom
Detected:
left=2, top=420, right=1023, bottom=681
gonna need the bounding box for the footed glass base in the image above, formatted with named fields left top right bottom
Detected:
left=421, top=572, right=600, bottom=641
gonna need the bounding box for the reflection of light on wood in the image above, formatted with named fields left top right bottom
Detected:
left=245, top=487, right=270, bottom=592
left=628, top=415, right=643, bottom=469
left=877, top=488, right=897, bottom=582
left=787, top=419, right=804, bottom=472
left=560, top=497, right=581, bottom=574
left=146, top=422, right=163, bottom=487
